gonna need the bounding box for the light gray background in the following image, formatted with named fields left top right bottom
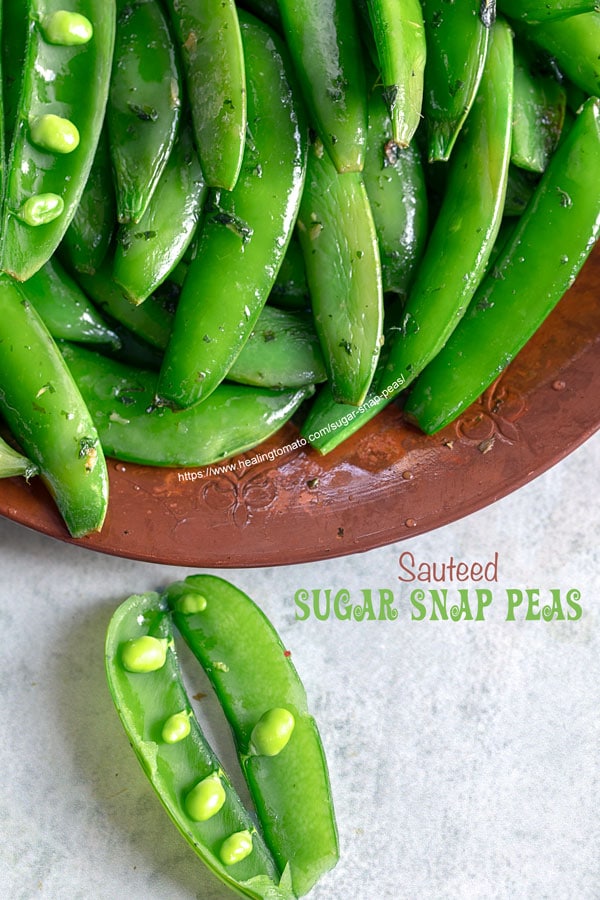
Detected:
left=1, top=432, right=598, bottom=900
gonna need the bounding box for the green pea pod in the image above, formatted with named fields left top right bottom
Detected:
left=25, top=256, right=121, bottom=348
left=60, top=342, right=313, bottom=467
left=526, top=12, right=600, bottom=98
left=363, top=84, right=429, bottom=296
left=227, top=306, right=327, bottom=388
left=113, top=124, right=207, bottom=304
left=498, top=0, right=598, bottom=23
left=297, top=138, right=383, bottom=406
left=276, top=0, right=367, bottom=172
left=503, top=163, right=540, bottom=216
left=108, top=0, right=181, bottom=223
left=366, top=0, right=426, bottom=148
left=60, top=127, right=115, bottom=275
left=421, top=0, right=492, bottom=161
left=157, top=11, right=307, bottom=409
left=380, top=17, right=514, bottom=401
left=0, top=434, right=39, bottom=480
left=1, top=1, right=116, bottom=281
left=269, top=237, right=309, bottom=311
left=512, top=42, right=567, bottom=173
left=2, top=0, right=27, bottom=152
left=164, top=574, right=339, bottom=898
left=162, top=0, right=246, bottom=191
left=406, top=96, right=600, bottom=434
left=105, top=591, right=294, bottom=900
left=238, top=0, right=282, bottom=30
left=0, top=275, right=108, bottom=537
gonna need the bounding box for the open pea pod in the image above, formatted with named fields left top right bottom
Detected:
left=105, top=591, right=294, bottom=900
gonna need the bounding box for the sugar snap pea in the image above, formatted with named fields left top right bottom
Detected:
left=157, top=11, right=306, bottom=409
left=165, top=574, right=339, bottom=897
left=526, top=11, right=600, bottom=98
left=0, top=274, right=108, bottom=537
left=105, top=591, right=293, bottom=900
left=0, top=435, right=39, bottom=480
left=268, top=238, right=309, bottom=311
left=108, top=0, right=181, bottom=224
left=511, top=42, right=566, bottom=173
left=162, top=0, right=247, bottom=192
left=1, top=1, right=116, bottom=281
left=406, top=96, right=600, bottom=434
left=498, top=0, right=598, bottom=23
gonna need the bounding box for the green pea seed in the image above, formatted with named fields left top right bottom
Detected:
left=219, top=829, right=254, bottom=866
left=18, top=194, right=64, bottom=227
left=176, top=592, right=208, bottom=614
left=161, top=711, right=191, bottom=744
left=185, top=773, right=226, bottom=822
left=42, top=11, right=94, bottom=45
left=30, top=114, right=80, bottom=155
left=121, top=635, right=168, bottom=673
left=250, top=707, right=295, bottom=757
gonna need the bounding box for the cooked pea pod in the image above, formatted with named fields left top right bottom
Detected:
left=1, top=1, right=116, bottom=281
left=511, top=42, right=566, bottom=173
left=108, top=0, right=181, bottom=223
left=297, top=137, right=383, bottom=406
left=268, top=238, right=309, bottom=311
left=157, top=11, right=307, bottom=409
left=421, top=0, right=491, bottom=161
left=497, top=0, right=598, bottom=23
left=60, top=343, right=314, bottom=467
left=380, top=17, right=514, bottom=402
left=0, top=274, right=108, bottom=537
left=162, top=0, right=246, bottom=191
left=105, top=591, right=293, bottom=900
left=0, top=435, right=39, bottom=480
left=405, top=96, right=600, bottom=434
left=366, top=0, right=427, bottom=148
left=276, top=0, right=367, bottom=172
left=526, top=11, right=600, bottom=98
left=164, top=574, right=339, bottom=898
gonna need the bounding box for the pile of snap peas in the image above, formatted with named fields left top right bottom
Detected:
left=0, top=1, right=599, bottom=537
left=105, top=574, right=338, bottom=898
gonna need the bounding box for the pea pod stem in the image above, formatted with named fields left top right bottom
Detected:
left=0, top=434, right=39, bottom=480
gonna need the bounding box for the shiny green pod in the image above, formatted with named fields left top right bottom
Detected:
left=164, top=574, right=339, bottom=898
left=498, top=0, right=598, bottom=23
left=60, top=343, right=314, bottom=467
left=105, top=591, right=291, bottom=900
left=297, top=138, right=383, bottom=406
left=366, top=0, right=427, bottom=148
left=268, top=238, right=309, bottom=311
left=162, top=0, right=246, bottom=191
left=0, top=274, right=108, bottom=537
left=0, top=435, right=39, bottom=480
left=276, top=0, right=367, bottom=172
left=108, top=0, right=181, bottom=223
left=511, top=42, right=566, bottom=173
left=380, top=18, right=514, bottom=402
left=421, top=0, right=492, bottom=161
left=157, top=11, right=307, bottom=409
left=405, top=96, right=600, bottom=434
left=526, top=11, right=600, bottom=98
left=1, top=1, right=116, bottom=281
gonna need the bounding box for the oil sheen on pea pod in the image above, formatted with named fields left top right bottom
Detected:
left=164, top=574, right=339, bottom=898
left=0, top=275, right=108, bottom=537
left=60, top=342, right=314, bottom=467
left=379, top=17, right=514, bottom=403
left=157, top=11, right=307, bottom=409
left=497, top=0, right=598, bottom=24
left=276, top=0, right=367, bottom=173
left=297, top=138, right=383, bottom=407
left=113, top=123, right=207, bottom=304
left=421, top=0, right=492, bottom=162
left=511, top=42, right=567, bottom=173
left=526, top=11, right=600, bottom=98
left=105, top=591, right=294, bottom=900
left=0, top=1, right=116, bottom=282
left=366, top=0, right=426, bottom=148
left=108, top=0, right=181, bottom=224
left=363, top=84, right=429, bottom=296
left=406, top=96, right=600, bottom=434
left=162, top=0, right=246, bottom=192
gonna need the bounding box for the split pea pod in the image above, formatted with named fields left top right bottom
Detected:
left=276, top=0, right=367, bottom=172
left=60, top=343, right=314, bottom=467
left=497, top=0, right=598, bottom=23
left=108, top=0, right=181, bottom=223
left=157, top=11, right=307, bottom=409
left=296, top=137, right=383, bottom=406
left=380, top=17, right=514, bottom=401
left=164, top=574, right=339, bottom=898
left=162, top=0, right=246, bottom=191
left=0, top=274, right=108, bottom=537
left=366, top=0, right=427, bottom=148
left=0, top=435, right=39, bottom=480
left=421, top=0, right=492, bottom=161
left=405, top=96, right=600, bottom=434
left=1, top=1, right=116, bottom=281
left=105, top=591, right=291, bottom=900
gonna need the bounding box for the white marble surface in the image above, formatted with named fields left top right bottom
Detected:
left=0, top=433, right=598, bottom=900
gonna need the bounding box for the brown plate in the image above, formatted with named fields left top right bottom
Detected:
left=1, top=244, right=599, bottom=567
